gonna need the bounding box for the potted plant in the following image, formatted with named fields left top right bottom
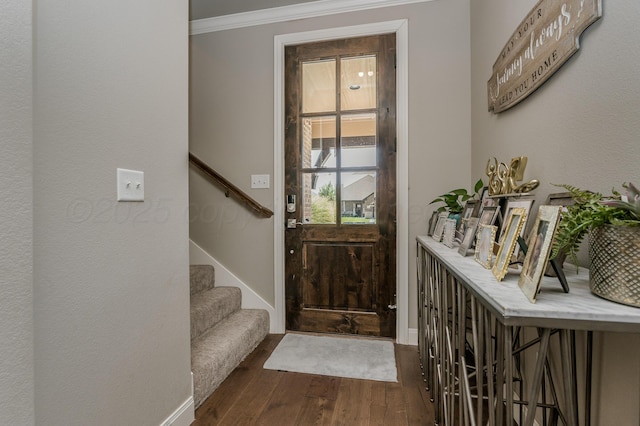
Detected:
left=552, top=182, right=640, bottom=307
left=429, top=179, right=484, bottom=215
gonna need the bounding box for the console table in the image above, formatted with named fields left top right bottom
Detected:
left=416, top=236, right=640, bottom=426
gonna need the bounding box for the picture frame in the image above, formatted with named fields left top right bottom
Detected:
left=455, top=218, right=466, bottom=242
left=499, top=199, right=534, bottom=241
left=478, top=205, right=499, bottom=227
left=474, top=224, right=497, bottom=269
left=542, top=192, right=575, bottom=276
left=518, top=206, right=564, bottom=303
left=456, top=200, right=478, bottom=241
left=498, top=198, right=534, bottom=259
left=492, top=207, right=527, bottom=281
left=427, top=210, right=440, bottom=236
left=480, top=186, right=498, bottom=208
left=458, top=217, right=479, bottom=256
left=461, top=200, right=478, bottom=219
left=545, top=192, right=575, bottom=207
left=431, top=212, right=448, bottom=242
left=442, top=218, right=457, bottom=248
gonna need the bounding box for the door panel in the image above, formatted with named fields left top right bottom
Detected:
left=302, top=243, right=374, bottom=310
left=285, top=34, right=396, bottom=338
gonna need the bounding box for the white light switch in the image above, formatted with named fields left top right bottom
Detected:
left=117, top=168, right=144, bottom=201
left=251, top=174, right=270, bottom=189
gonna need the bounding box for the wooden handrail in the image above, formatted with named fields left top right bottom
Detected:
left=189, top=152, right=274, bottom=218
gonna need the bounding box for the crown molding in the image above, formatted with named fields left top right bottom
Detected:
left=190, top=0, right=432, bottom=35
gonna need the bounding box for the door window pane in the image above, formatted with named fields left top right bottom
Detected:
left=302, top=117, right=336, bottom=169
left=302, top=59, right=336, bottom=113
left=341, top=55, right=376, bottom=111
left=340, top=113, right=377, bottom=168
left=341, top=171, right=376, bottom=224
left=302, top=172, right=336, bottom=224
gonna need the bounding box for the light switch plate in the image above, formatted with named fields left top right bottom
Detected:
left=251, top=174, right=270, bottom=189
left=117, top=168, right=144, bottom=201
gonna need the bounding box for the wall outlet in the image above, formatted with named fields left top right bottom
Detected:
left=251, top=174, right=270, bottom=189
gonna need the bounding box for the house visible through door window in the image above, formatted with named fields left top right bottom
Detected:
left=300, top=56, right=378, bottom=225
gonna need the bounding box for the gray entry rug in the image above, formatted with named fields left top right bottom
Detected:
left=263, top=333, right=397, bottom=382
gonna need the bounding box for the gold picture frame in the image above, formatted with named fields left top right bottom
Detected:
left=518, top=206, right=563, bottom=303
left=498, top=199, right=533, bottom=243
left=474, top=224, right=497, bottom=269
left=492, top=207, right=527, bottom=281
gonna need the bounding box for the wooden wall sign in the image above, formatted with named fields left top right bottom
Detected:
left=487, top=0, right=602, bottom=113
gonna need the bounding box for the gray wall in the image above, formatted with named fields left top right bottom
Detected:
left=0, top=0, right=35, bottom=424
left=471, top=0, right=639, bottom=214
left=30, top=0, right=192, bottom=425
left=189, top=0, right=472, bottom=330
left=471, top=0, right=640, bottom=423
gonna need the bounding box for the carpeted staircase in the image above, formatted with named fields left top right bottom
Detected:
left=190, top=264, right=269, bottom=409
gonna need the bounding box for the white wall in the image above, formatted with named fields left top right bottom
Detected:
left=0, top=0, right=35, bottom=424
left=32, top=1, right=192, bottom=425
left=471, top=0, right=640, bottom=423
left=189, top=0, right=472, bottom=332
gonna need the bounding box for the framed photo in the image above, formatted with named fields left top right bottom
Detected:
left=499, top=198, right=534, bottom=258
left=518, top=206, right=563, bottom=303
left=427, top=210, right=439, bottom=236
left=458, top=217, right=479, bottom=256
left=545, top=192, right=575, bottom=207
left=492, top=207, right=527, bottom=281
left=480, top=186, right=498, bottom=208
left=431, top=212, right=448, bottom=242
left=478, top=205, right=499, bottom=227
left=456, top=200, right=479, bottom=241
left=442, top=218, right=457, bottom=248
left=461, top=200, right=478, bottom=220
left=499, top=199, right=534, bottom=241
left=542, top=192, right=575, bottom=275
left=474, top=224, right=497, bottom=269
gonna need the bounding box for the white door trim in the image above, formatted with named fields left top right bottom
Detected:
left=273, top=19, right=410, bottom=344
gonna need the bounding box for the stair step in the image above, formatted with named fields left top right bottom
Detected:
left=191, top=308, right=270, bottom=409
left=190, top=287, right=241, bottom=341
left=190, top=264, right=215, bottom=296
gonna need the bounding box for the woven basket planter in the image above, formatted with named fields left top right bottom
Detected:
left=589, top=224, right=640, bottom=307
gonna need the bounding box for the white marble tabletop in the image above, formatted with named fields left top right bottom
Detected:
left=417, top=236, right=640, bottom=332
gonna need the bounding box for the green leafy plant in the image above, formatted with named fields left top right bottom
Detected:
left=552, top=182, right=640, bottom=266
left=319, top=182, right=336, bottom=201
left=429, top=179, right=484, bottom=214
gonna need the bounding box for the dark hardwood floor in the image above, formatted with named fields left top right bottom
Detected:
left=193, top=334, right=436, bottom=425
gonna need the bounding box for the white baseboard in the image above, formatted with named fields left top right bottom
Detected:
left=160, top=396, right=194, bottom=426
left=406, top=328, right=418, bottom=346
left=189, top=240, right=278, bottom=333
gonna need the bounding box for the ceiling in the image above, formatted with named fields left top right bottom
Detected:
left=190, top=0, right=318, bottom=21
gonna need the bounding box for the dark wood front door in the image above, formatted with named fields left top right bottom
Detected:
left=284, top=34, right=397, bottom=337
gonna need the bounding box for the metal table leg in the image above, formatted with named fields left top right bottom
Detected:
left=524, top=328, right=552, bottom=426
